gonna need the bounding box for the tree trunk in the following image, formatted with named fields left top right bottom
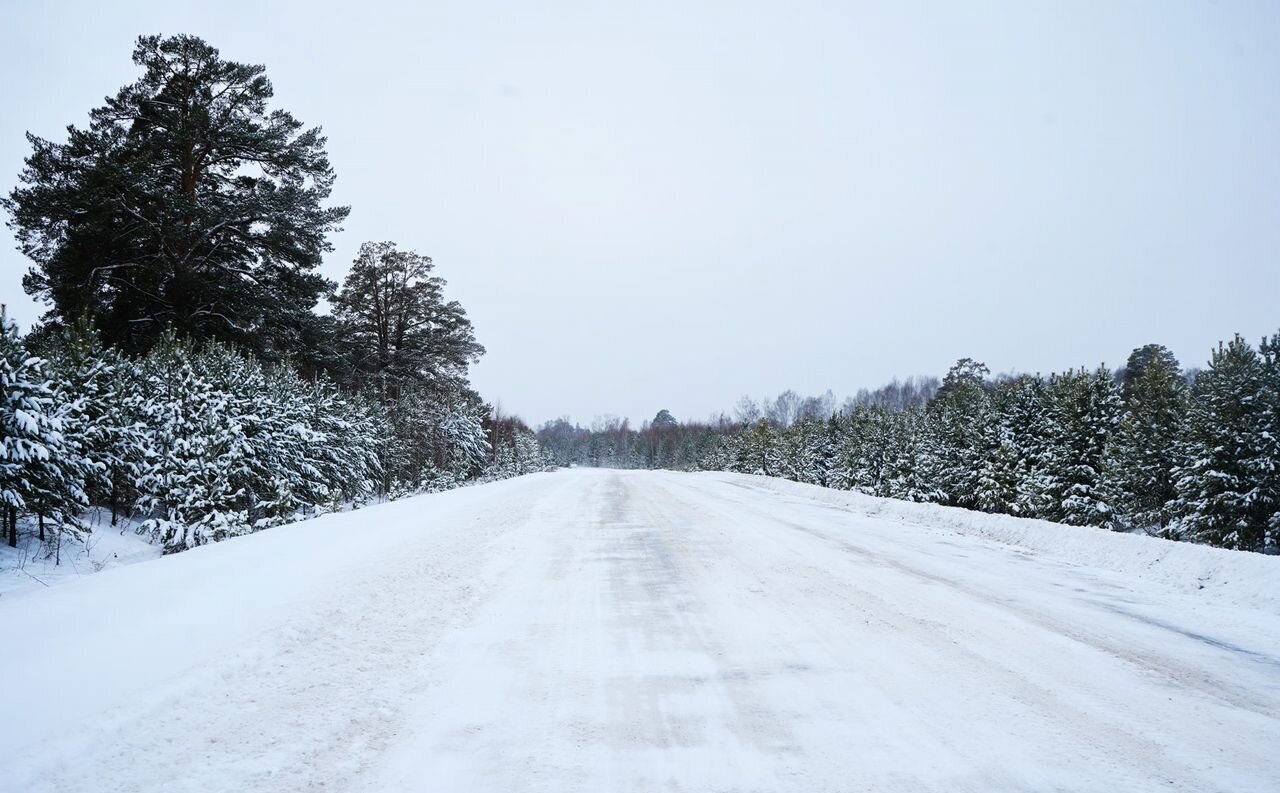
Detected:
left=7, top=506, right=16, bottom=547
left=38, top=511, right=45, bottom=543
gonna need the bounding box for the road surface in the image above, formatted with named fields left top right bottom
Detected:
left=4, top=469, right=1279, bottom=792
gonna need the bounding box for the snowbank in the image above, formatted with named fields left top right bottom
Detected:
left=702, top=472, right=1280, bottom=611
left=0, top=512, right=161, bottom=600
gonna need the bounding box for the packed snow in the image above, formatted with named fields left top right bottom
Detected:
left=719, top=472, right=1280, bottom=611
left=2, top=469, right=1278, bottom=792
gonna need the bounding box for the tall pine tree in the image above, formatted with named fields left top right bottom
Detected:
left=4, top=35, right=347, bottom=360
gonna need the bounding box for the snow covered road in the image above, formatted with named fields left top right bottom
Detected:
left=4, top=469, right=1279, bottom=792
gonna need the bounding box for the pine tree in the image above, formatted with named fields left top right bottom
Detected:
left=439, top=399, right=491, bottom=479
left=699, top=432, right=739, bottom=473
left=4, top=35, right=347, bottom=360
left=1006, top=376, right=1058, bottom=518
left=735, top=420, right=781, bottom=476
left=253, top=362, right=323, bottom=524
left=133, top=335, right=247, bottom=551
left=332, top=242, right=484, bottom=398
left=974, top=379, right=1028, bottom=514
left=927, top=358, right=992, bottom=508
left=310, top=379, right=385, bottom=506
left=1174, top=336, right=1274, bottom=550
left=837, top=407, right=887, bottom=494
left=0, top=312, right=85, bottom=549
left=39, top=319, right=148, bottom=526
left=1046, top=367, right=1122, bottom=526
left=513, top=430, right=546, bottom=475
left=379, top=382, right=490, bottom=492
left=822, top=416, right=849, bottom=490
left=1260, top=331, right=1280, bottom=550
left=1120, top=344, right=1181, bottom=401
left=1101, top=345, right=1187, bottom=531
left=881, top=407, right=942, bottom=503
left=779, top=419, right=827, bottom=485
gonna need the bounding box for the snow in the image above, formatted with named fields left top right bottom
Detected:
left=0, top=511, right=161, bottom=599
left=712, top=472, right=1280, bottom=611
left=2, top=469, right=1279, bottom=792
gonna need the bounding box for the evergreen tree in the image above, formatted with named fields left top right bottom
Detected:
left=133, top=336, right=244, bottom=551
left=332, top=242, right=484, bottom=398
left=382, top=383, right=489, bottom=492
left=699, top=432, right=739, bottom=473
left=0, top=312, right=85, bottom=549
left=4, top=35, right=347, bottom=360
left=1260, top=331, right=1280, bottom=550
left=821, top=416, right=848, bottom=490
left=735, top=420, right=781, bottom=476
left=39, top=319, right=148, bottom=525
left=837, top=407, right=885, bottom=494
left=880, top=407, right=942, bottom=503
left=973, top=379, right=1030, bottom=515
left=1173, top=336, right=1275, bottom=550
left=1101, top=345, right=1187, bottom=531
left=927, top=358, right=992, bottom=508
left=651, top=409, right=678, bottom=430
left=256, top=372, right=321, bottom=515
left=1120, top=343, right=1182, bottom=402
left=1044, top=367, right=1122, bottom=526
left=307, top=377, right=384, bottom=507
left=1005, top=376, right=1058, bottom=518
left=777, top=420, right=809, bottom=484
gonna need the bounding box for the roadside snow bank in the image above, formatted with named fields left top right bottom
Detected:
left=0, top=513, right=161, bottom=600
left=703, top=472, right=1280, bottom=611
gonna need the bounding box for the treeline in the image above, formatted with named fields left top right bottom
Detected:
left=1, top=314, right=546, bottom=555
left=1, top=35, right=545, bottom=557
left=540, top=337, right=1280, bottom=553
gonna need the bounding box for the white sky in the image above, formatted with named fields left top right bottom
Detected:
left=2, top=1, right=1278, bottom=426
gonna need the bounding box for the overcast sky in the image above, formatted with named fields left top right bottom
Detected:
left=2, top=1, right=1278, bottom=426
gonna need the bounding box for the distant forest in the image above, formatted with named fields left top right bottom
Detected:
left=539, top=339, right=1280, bottom=554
